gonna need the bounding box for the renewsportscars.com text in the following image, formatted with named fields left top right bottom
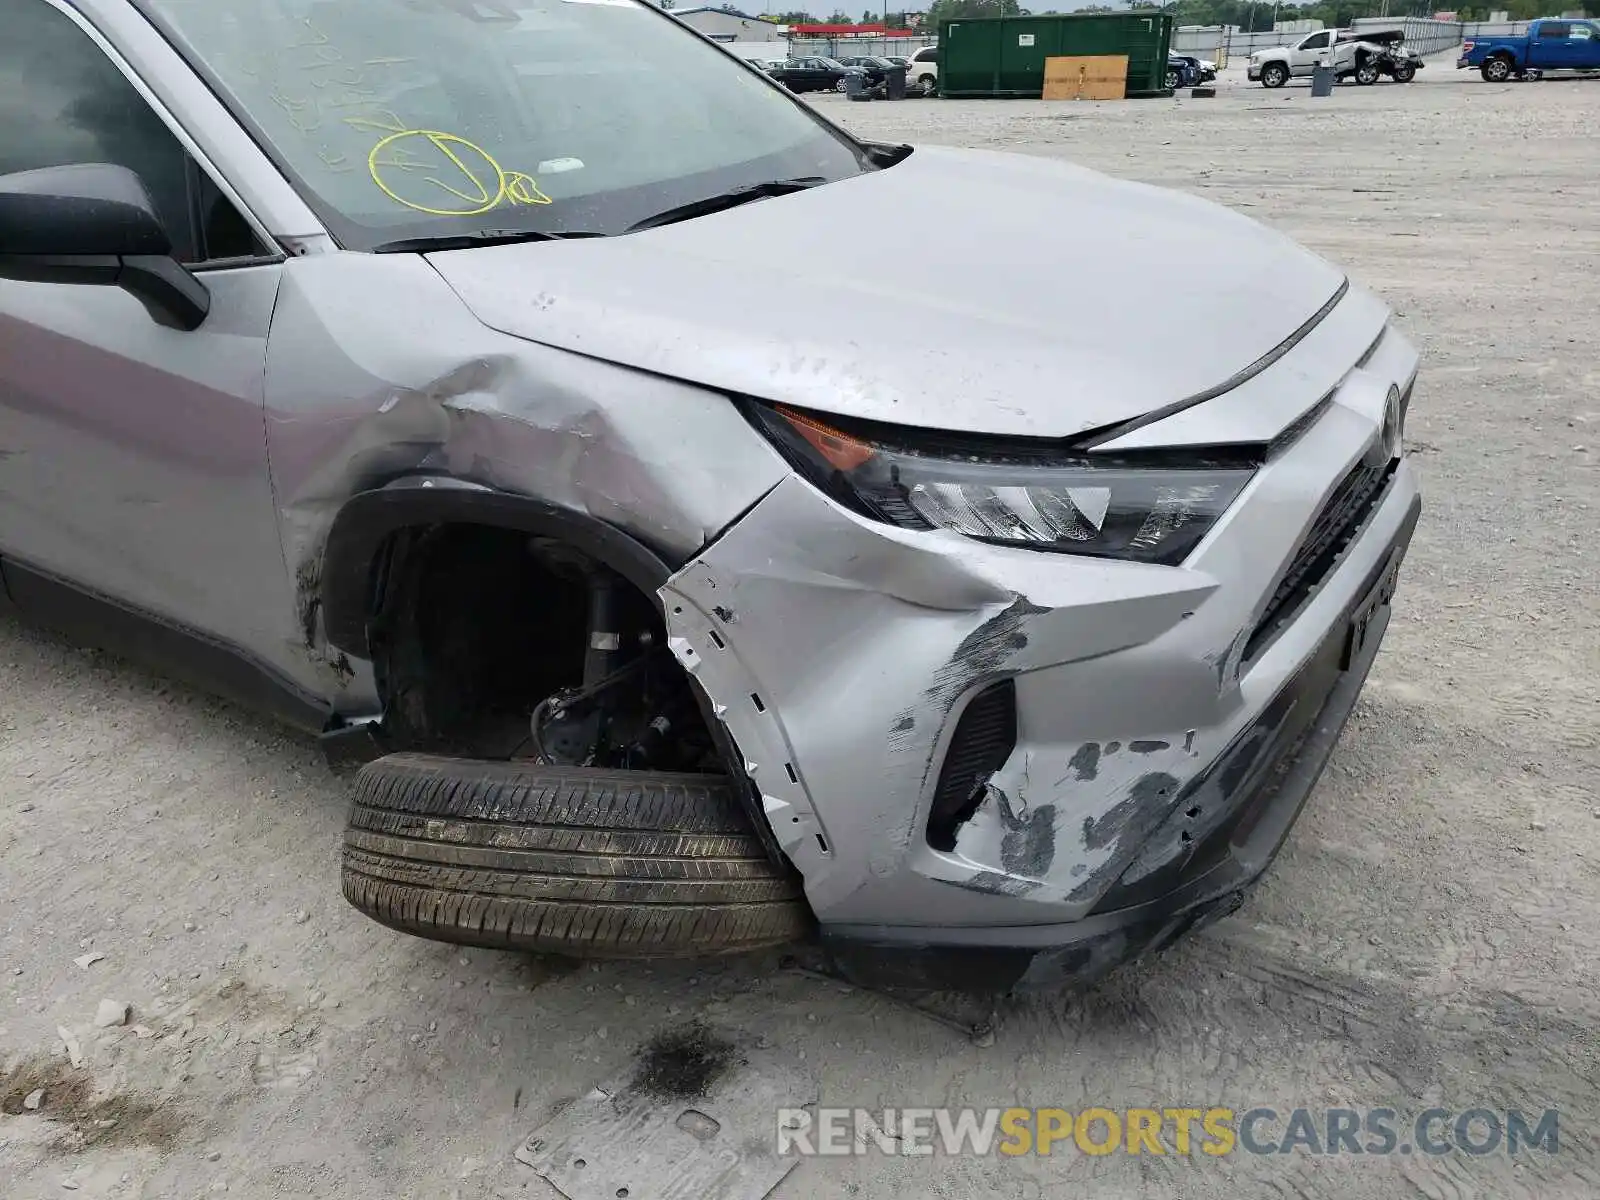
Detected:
left=776, top=1106, right=1560, bottom=1158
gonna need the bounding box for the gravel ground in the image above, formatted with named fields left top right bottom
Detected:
left=3, top=64, right=1598, bottom=1200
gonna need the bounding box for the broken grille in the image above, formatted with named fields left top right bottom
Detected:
left=1243, top=456, right=1392, bottom=663
left=926, top=679, right=1017, bottom=852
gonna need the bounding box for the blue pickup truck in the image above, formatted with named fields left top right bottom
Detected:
left=1459, top=18, right=1600, bottom=81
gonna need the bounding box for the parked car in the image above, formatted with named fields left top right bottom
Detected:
left=0, top=0, right=1420, bottom=993
left=907, top=43, right=939, bottom=96
left=767, top=55, right=863, bottom=93
left=1459, top=17, right=1600, bottom=81
left=1165, top=54, right=1203, bottom=90
left=1248, top=28, right=1400, bottom=87
left=834, top=54, right=898, bottom=87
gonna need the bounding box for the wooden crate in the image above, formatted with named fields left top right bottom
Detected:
left=1041, top=54, right=1128, bottom=101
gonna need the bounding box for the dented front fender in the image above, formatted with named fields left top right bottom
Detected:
left=259, top=253, right=790, bottom=704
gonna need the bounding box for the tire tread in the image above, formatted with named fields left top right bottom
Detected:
left=341, top=754, right=810, bottom=957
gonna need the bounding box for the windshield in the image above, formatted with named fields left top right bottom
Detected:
left=137, top=0, right=870, bottom=248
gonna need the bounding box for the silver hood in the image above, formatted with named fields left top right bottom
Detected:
left=425, top=145, right=1346, bottom=439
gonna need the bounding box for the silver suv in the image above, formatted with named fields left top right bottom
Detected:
left=0, top=0, right=1419, bottom=991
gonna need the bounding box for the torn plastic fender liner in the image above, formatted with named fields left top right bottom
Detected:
left=661, top=476, right=1214, bottom=921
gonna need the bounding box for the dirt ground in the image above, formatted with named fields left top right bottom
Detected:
left=4, top=62, right=1598, bottom=1200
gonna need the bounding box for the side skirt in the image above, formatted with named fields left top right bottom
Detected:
left=0, top=553, right=332, bottom=736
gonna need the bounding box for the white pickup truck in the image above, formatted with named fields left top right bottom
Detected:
left=1248, top=28, right=1415, bottom=87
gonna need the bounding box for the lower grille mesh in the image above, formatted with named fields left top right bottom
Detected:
left=926, top=680, right=1017, bottom=852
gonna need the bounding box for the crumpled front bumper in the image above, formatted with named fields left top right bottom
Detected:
left=820, top=502, right=1415, bottom=991
left=662, top=327, right=1420, bottom=989
left=1247, top=63, right=1263, bottom=79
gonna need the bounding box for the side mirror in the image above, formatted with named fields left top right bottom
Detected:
left=0, top=163, right=210, bottom=331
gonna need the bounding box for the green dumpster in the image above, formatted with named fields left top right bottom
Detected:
left=938, top=12, right=1175, bottom=98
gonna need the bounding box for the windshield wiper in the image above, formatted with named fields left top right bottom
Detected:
left=625, top=178, right=826, bottom=234
left=370, top=229, right=603, bottom=253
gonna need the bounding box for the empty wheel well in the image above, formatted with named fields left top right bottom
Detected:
left=320, top=488, right=788, bottom=864
left=363, top=522, right=722, bottom=771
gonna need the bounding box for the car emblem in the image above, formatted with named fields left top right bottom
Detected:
left=1365, top=384, right=1403, bottom=466
left=1381, top=383, right=1403, bottom=458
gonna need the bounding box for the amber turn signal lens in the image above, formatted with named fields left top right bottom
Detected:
left=775, top=405, right=875, bottom=471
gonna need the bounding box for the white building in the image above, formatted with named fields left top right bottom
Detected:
left=671, top=6, right=784, bottom=42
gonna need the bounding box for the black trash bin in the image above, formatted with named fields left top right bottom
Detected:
left=845, top=72, right=871, bottom=100
left=886, top=65, right=907, bottom=99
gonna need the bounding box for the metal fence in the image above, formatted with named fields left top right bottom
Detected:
left=1351, top=16, right=1473, bottom=55
left=787, top=36, right=934, bottom=59
left=1171, top=17, right=1511, bottom=64
left=1172, top=27, right=1294, bottom=59
left=1460, top=20, right=1533, bottom=37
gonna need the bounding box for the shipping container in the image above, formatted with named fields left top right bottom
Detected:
left=938, top=12, right=1175, bottom=98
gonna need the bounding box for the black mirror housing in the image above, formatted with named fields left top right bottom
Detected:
left=0, top=162, right=172, bottom=256
left=0, top=163, right=209, bottom=331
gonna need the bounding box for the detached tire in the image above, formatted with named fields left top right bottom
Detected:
left=342, top=754, right=811, bottom=957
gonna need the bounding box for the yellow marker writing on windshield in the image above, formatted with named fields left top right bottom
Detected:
left=368, top=129, right=551, bottom=217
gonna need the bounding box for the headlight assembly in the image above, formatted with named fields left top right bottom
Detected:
left=750, top=404, right=1255, bottom=566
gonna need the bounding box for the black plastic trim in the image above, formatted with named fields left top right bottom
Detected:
left=741, top=396, right=1264, bottom=471
left=1243, top=460, right=1396, bottom=665
left=0, top=553, right=331, bottom=734
left=927, top=679, right=1018, bottom=852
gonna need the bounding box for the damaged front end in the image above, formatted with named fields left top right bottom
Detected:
left=663, top=385, right=1421, bottom=990
left=265, top=249, right=1419, bottom=988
